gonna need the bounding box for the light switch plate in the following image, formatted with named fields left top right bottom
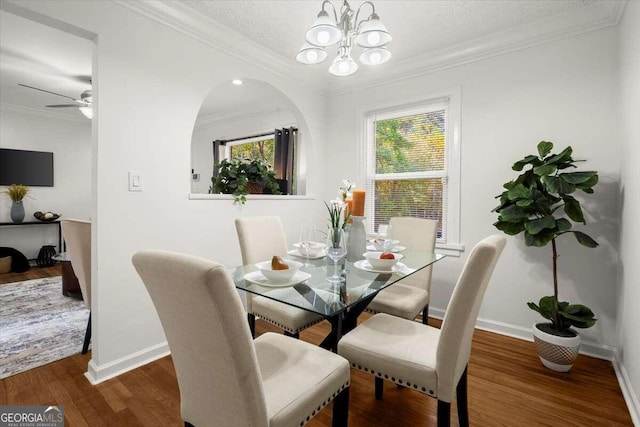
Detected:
left=128, top=171, right=143, bottom=191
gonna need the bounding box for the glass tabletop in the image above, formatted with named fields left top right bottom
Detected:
left=230, top=250, right=446, bottom=319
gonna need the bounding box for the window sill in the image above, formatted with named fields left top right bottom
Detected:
left=188, top=194, right=316, bottom=201
left=436, top=243, right=464, bottom=257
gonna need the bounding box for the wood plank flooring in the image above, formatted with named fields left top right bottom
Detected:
left=0, top=268, right=633, bottom=426
left=0, top=263, right=61, bottom=285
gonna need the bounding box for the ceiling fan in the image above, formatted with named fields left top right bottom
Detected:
left=18, top=83, right=93, bottom=119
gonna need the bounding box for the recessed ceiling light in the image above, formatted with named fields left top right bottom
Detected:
left=232, top=79, right=243, bottom=85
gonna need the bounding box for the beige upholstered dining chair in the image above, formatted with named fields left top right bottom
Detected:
left=132, top=250, right=350, bottom=427
left=338, top=235, right=506, bottom=427
left=60, top=219, right=92, bottom=354
left=366, top=217, right=438, bottom=324
left=235, top=216, right=324, bottom=338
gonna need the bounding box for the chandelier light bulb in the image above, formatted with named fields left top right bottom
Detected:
left=296, top=42, right=328, bottom=64
left=307, top=50, right=318, bottom=62
left=359, top=46, right=391, bottom=66
left=367, top=32, right=380, bottom=46
left=317, top=30, right=331, bottom=45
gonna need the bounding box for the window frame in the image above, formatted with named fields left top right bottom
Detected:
left=359, top=87, right=463, bottom=256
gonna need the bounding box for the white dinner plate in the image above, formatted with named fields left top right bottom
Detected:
left=353, top=260, right=408, bottom=274
left=243, top=270, right=312, bottom=288
left=287, top=249, right=327, bottom=259
left=366, top=245, right=406, bottom=253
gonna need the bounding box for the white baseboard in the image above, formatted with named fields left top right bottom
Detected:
left=84, top=342, right=170, bottom=385
left=429, top=308, right=616, bottom=360
left=613, top=352, right=640, bottom=426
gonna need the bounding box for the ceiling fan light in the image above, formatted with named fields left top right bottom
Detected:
left=328, top=54, right=358, bottom=77
left=79, top=106, right=93, bottom=119
left=296, top=42, right=328, bottom=64
left=356, top=13, right=392, bottom=48
left=359, top=46, right=392, bottom=65
left=305, top=10, right=342, bottom=47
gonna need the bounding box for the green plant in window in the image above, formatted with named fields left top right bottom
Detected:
left=209, top=158, right=281, bottom=204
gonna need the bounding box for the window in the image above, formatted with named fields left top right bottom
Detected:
left=213, top=127, right=297, bottom=195
left=363, top=90, right=461, bottom=251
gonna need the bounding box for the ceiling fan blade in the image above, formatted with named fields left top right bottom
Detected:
left=46, top=104, right=81, bottom=108
left=18, top=83, right=79, bottom=102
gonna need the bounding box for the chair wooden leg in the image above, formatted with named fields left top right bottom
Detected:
left=437, top=400, right=451, bottom=427
left=422, top=304, right=429, bottom=325
left=248, top=313, right=256, bottom=338
left=375, top=376, right=383, bottom=399
left=332, top=386, right=349, bottom=427
left=456, top=366, right=469, bottom=427
left=284, top=330, right=300, bottom=339
left=82, top=312, right=91, bottom=354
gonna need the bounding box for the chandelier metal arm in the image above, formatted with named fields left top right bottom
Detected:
left=322, top=0, right=339, bottom=23
left=354, top=1, right=376, bottom=30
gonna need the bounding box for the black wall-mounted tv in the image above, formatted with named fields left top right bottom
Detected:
left=0, top=148, right=54, bottom=187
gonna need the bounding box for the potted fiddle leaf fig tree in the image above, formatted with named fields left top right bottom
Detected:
left=209, top=158, right=281, bottom=204
left=492, top=141, right=599, bottom=372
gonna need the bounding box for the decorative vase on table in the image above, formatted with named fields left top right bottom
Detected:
left=10, top=201, right=25, bottom=223
left=346, top=216, right=366, bottom=262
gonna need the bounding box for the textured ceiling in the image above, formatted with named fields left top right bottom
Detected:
left=179, top=0, right=596, bottom=70
left=0, top=0, right=619, bottom=120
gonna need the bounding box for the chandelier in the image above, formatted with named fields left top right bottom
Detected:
left=296, top=0, right=392, bottom=77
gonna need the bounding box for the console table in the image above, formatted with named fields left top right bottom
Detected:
left=0, top=220, right=62, bottom=253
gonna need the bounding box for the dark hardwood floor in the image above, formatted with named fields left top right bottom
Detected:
left=0, top=267, right=633, bottom=426
left=0, top=263, right=61, bottom=285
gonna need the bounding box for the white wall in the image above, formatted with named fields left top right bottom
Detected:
left=191, top=108, right=296, bottom=194
left=0, top=108, right=91, bottom=258
left=327, top=28, right=621, bottom=354
left=617, top=0, right=640, bottom=423
left=11, top=0, right=329, bottom=383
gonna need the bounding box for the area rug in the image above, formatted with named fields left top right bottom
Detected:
left=0, top=276, right=89, bottom=379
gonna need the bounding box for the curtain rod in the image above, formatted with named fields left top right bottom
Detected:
left=214, top=127, right=298, bottom=145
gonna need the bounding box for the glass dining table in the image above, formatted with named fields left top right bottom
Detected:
left=230, top=250, right=446, bottom=351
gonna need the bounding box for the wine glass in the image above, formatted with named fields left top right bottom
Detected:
left=326, top=228, right=347, bottom=283
left=298, top=225, right=317, bottom=268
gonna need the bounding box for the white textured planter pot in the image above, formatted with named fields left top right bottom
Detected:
left=532, top=323, right=581, bottom=372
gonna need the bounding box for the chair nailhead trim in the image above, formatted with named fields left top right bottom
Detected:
left=251, top=312, right=324, bottom=334
left=297, top=381, right=349, bottom=426
left=350, top=364, right=437, bottom=398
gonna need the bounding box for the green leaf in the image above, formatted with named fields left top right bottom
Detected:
left=542, top=175, right=576, bottom=195
left=537, top=141, right=553, bottom=158
left=533, top=164, right=557, bottom=177
left=515, top=199, right=533, bottom=207
left=561, top=171, right=598, bottom=184
left=556, top=218, right=572, bottom=232
left=576, top=174, right=599, bottom=191
left=571, top=231, right=599, bottom=248
left=512, top=155, right=541, bottom=171
left=546, top=146, right=573, bottom=164
left=563, top=195, right=585, bottom=223
left=525, top=229, right=555, bottom=247
left=494, top=220, right=525, bottom=235
left=524, top=216, right=556, bottom=235
left=506, top=184, right=530, bottom=201
left=498, top=204, right=530, bottom=222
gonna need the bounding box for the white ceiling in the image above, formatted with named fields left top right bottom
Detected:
left=0, top=0, right=625, bottom=121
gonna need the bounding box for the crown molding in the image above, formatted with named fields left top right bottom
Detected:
left=0, top=102, right=88, bottom=125
left=113, top=0, right=626, bottom=99
left=113, top=0, right=328, bottom=97
left=325, top=0, right=628, bottom=96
